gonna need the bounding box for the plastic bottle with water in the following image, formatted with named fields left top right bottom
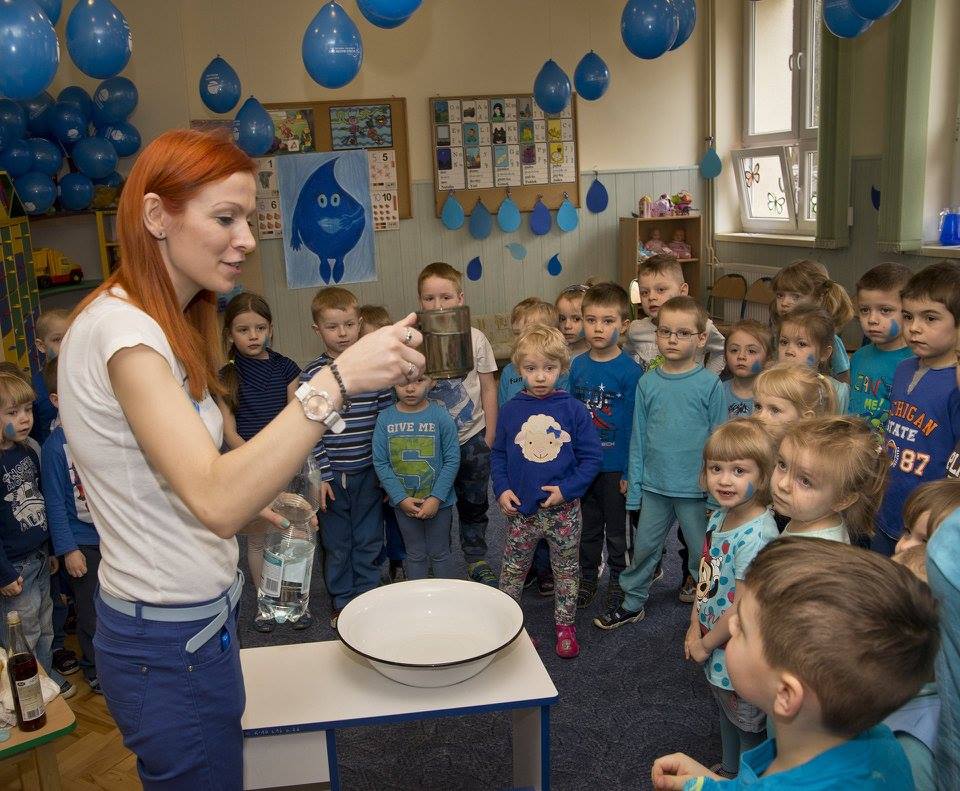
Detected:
left=256, top=457, right=322, bottom=626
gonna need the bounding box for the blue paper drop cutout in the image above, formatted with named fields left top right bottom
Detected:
left=505, top=242, right=527, bottom=260
left=530, top=198, right=551, bottom=235
left=546, top=253, right=562, bottom=276
left=585, top=178, right=608, bottom=213
left=557, top=197, right=579, bottom=232
left=469, top=198, right=493, bottom=239
left=466, top=256, right=483, bottom=281
left=871, top=185, right=881, bottom=211
left=497, top=194, right=521, bottom=233
left=700, top=146, right=722, bottom=180
left=441, top=192, right=464, bottom=230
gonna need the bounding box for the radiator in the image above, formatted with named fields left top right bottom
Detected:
left=712, top=263, right=780, bottom=325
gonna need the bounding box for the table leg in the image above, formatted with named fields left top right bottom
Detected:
left=512, top=704, right=550, bottom=791
left=33, top=743, right=62, bottom=791
left=326, top=730, right=340, bottom=791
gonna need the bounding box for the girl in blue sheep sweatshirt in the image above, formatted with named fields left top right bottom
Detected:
left=491, top=326, right=602, bottom=658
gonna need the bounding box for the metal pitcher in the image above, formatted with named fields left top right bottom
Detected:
left=416, top=305, right=474, bottom=380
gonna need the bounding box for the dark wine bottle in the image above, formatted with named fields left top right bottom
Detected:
left=6, top=611, right=46, bottom=731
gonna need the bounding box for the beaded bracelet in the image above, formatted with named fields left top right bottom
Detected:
left=329, top=361, right=350, bottom=413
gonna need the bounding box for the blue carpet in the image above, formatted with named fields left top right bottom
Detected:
left=237, top=499, right=721, bottom=790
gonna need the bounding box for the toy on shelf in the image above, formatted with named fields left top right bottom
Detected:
left=638, top=195, right=653, bottom=218
left=668, top=228, right=692, bottom=259
left=654, top=193, right=673, bottom=217
left=671, top=190, right=693, bottom=215
left=646, top=228, right=670, bottom=254
left=33, top=248, right=84, bottom=289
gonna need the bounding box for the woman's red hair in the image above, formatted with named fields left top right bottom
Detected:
left=73, top=129, right=256, bottom=400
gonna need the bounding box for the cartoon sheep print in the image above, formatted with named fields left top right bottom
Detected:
left=515, top=414, right=571, bottom=463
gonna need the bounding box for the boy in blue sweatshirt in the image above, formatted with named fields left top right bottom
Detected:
left=569, top=282, right=642, bottom=611
left=0, top=372, right=70, bottom=695
left=373, top=374, right=460, bottom=580
left=41, top=358, right=101, bottom=692
left=492, top=326, right=601, bottom=658
left=596, top=296, right=725, bottom=630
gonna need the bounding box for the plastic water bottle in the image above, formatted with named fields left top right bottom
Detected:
left=256, top=458, right=322, bottom=625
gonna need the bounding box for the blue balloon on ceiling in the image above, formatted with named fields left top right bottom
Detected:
left=98, top=120, right=141, bottom=157
left=574, top=51, right=610, bottom=101
left=92, top=76, right=138, bottom=125
left=0, top=100, right=28, bottom=150
left=533, top=59, right=571, bottom=115
left=20, top=91, right=55, bottom=137
left=670, top=0, right=697, bottom=50
left=27, top=137, right=62, bottom=176
left=35, top=0, right=61, bottom=25
left=232, top=96, right=274, bottom=156
left=585, top=177, right=609, bottom=213
left=59, top=172, right=94, bottom=211
left=621, top=0, right=680, bottom=60
left=849, top=0, right=900, bottom=19
left=356, top=0, right=422, bottom=28
left=15, top=171, right=56, bottom=214
left=302, top=2, right=363, bottom=89
left=823, top=0, right=872, bottom=38
left=0, top=0, right=59, bottom=101
left=0, top=140, right=32, bottom=177
left=57, top=85, right=94, bottom=123
left=94, top=170, right=122, bottom=187
left=66, top=0, right=132, bottom=79
left=72, top=136, right=118, bottom=179
left=199, top=55, right=241, bottom=114
left=50, top=102, right=86, bottom=145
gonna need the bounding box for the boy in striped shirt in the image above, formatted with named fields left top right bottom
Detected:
left=301, top=287, right=394, bottom=628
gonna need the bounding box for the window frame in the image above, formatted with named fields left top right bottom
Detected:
left=732, top=145, right=800, bottom=233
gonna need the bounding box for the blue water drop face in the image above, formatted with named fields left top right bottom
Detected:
left=700, top=146, right=722, bottom=180
left=469, top=199, right=493, bottom=240
left=888, top=319, right=900, bottom=341
left=505, top=242, right=527, bottom=261
left=546, top=253, right=562, bottom=276
left=441, top=193, right=465, bottom=230
left=585, top=178, right=608, bottom=213
left=557, top=198, right=579, bottom=232
left=497, top=195, right=522, bottom=233
left=746, top=482, right=755, bottom=500
left=750, top=361, right=763, bottom=375
left=466, top=256, right=483, bottom=281
left=530, top=199, right=552, bottom=235
left=3, top=423, right=16, bottom=440
left=806, top=354, right=817, bottom=368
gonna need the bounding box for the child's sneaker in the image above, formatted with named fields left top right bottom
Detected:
left=53, top=648, right=80, bottom=676
left=537, top=571, right=555, bottom=597
left=678, top=575, right=696, bottom=603
left=87, top=677, right=103, bottom=695
left=555, top=625, right=579, bottom=658
left=652, top=561, right=664, bottom=583
left=603, top=575, right=623, bottom=612
left=593, top=605, right=645, bottom=630
left=58, top=679, right=76, bottom=699
left=576, top=578, right=597, bottom=608
left=467, top=560, right=498, bottom=587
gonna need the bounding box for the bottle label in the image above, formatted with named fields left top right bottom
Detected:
left=15, top=676, right=45, bottom=722
left=260, top=553, right=283, bottom=597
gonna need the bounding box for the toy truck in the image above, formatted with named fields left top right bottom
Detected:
left=33, top=247, right=84, bottom=289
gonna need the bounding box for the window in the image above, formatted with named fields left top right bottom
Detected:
left=736, top=0, right=820, bottom=234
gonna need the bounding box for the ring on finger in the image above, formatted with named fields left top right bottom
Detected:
left=404, top=327, right=414, bottom=346
left=406, top=361, right=418, bottom=380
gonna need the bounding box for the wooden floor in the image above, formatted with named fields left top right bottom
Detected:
left=0, top=637, right=140, bottom=791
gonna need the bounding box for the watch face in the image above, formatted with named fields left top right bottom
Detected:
left=304, top=393, right=329, bottom=419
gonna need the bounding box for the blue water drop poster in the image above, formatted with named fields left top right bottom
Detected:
left=466, top=256, right=483, bottom=281
left=277, top=151, right=375, bottom=288
left=547, top=253, right=562, bottom=276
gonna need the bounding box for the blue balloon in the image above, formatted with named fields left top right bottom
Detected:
left=0, top=0, right=59, bottom=101
left=670, top=0, right=697, bottom=50
left=533, top=59, right=572, bottom=115
left=97, top=120, right=140, bottom=157
left=71, top=136, right=118, bottom=179
left=302, top=2, right=363, bottom=89
left=232, top=96, right=274, bottom=156
left=50, top=102, right=87, bottom=145
left=15, top=171, right=56, bottom=214
left=57, top=86, right=94, bottom=123
left=19, top=91, right=55, bottom=136
left=93, top=170, right=122, bottom=188
left=0, top=100, right=28, bottom=150
left=621, top=0, right=680, bottom=60
left=92, top=76, right=138, bottom=125
left=199, top=55, right=241, bottom=114
left=574, top=51, right=610, bottom=101
left=35, top=0, right=61, bottom=25
left=27, top=137, right=62, bottom=176
left=356, top=0, right=421, bottom=28
left=66, top=0, right=132, bottom=79
left=59, top=172, right=94, bottom=211
left=849, top=0, right=900, bottom=19
left=0, top=140, right=32, bottom=177
left=823, top=0, right=872, bottom=38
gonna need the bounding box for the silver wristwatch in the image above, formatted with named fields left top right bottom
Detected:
left=295, top=383, right=346, bottom=434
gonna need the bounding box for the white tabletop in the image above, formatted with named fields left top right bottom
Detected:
left=241, top=630, right=558, bottom=736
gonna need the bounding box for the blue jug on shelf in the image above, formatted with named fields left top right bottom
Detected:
left=939, top=208, right=960, bottom=246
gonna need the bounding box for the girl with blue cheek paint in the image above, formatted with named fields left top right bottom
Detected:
left=776, top=307, right=850, bottom=414
left=685, top=418, right=781, bottom=778
left=721, top=320, right=773, bottom=421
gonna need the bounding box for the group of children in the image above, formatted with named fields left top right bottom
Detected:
left=2, top=252, right=959, bottom=788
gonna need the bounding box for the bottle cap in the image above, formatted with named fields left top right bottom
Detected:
left=5, top=611, right=20, bottom=626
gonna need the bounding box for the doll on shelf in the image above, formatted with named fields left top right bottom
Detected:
left=646, top=229, right=671, bottom=254
left=668, top=228, right=692, bottom=259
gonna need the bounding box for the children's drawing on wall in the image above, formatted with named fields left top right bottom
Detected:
left=465, top=147, right=481, bottom=170
left=278, top=151, right=375, bottom=287
left=517, top=97, right=533, bottom=119
left=490, top=99, right=505, bottom=121
left=269, top=109, right=315, bottom=154
left=330, top=104, right=393, bottom=150
left=435, top=100, right=450, bottom=124
left=436, top=124, right=451, bottom=146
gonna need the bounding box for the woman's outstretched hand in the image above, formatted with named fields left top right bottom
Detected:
left=327, top=313, right=425, bottom=394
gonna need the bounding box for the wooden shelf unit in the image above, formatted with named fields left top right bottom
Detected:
left=95, top=209, right=119, bottom=280
left=618, top=213, right=703, bottom=300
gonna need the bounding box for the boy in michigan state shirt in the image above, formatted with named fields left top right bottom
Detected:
left=876, top=262, right=960, bottom=555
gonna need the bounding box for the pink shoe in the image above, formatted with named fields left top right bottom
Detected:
left=555, top=624, right=579, bottom=658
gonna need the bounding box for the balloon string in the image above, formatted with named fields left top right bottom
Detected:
left=547, top=0, right=553, bottom=57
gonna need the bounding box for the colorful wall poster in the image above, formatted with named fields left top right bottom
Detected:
left=329, top=104, right=393, bottom=149
left=277, top=151, right=375, bottom=287
left=254, top=157, right=282, bottom=240
left=269, top=108, right=315, bottom=153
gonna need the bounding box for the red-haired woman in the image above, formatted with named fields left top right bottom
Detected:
left=57, top=129, right=424, bottom=789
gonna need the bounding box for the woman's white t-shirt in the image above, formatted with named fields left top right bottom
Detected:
left=58, top=290, right=238, bottom=604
